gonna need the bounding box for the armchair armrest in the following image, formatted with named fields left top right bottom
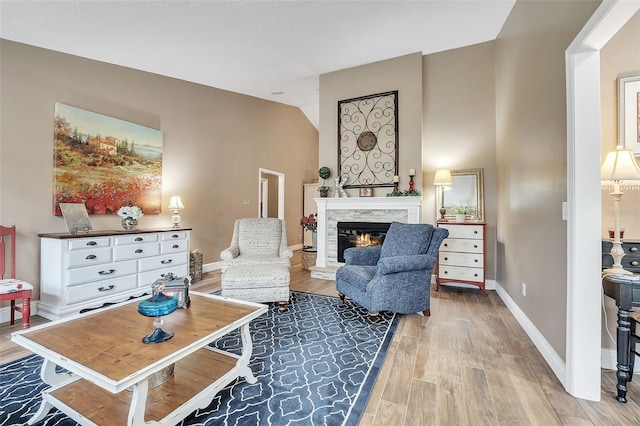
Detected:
left=280, top=247, right=294, bottom=260
left=377, top=254, right=435, bottom=275
left=344, top=246, right=381, bottom=266
left=220, top=246, right=239, bottom=261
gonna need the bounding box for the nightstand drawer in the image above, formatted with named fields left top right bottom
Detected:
left=441, top=238, right=483, bottom=253
left=438, top=265, right=484, bottom=282
left=439, top=252, right=484, bottom=268
left=438, top=224, right=483, bottom=240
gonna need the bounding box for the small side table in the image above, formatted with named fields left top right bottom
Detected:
left=602, top=273, right=640, bottom=403
left=301, top=249, right=317, bottom=271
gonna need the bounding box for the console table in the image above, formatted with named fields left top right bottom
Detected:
left=38, top=228, right=191, bottom=320
left=602, top=273, right=640, bottom=403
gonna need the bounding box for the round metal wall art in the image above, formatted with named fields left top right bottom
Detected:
left=357, top=131, right=377, bottom=151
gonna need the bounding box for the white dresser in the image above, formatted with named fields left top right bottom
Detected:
left=38, top=228, right=191, bottom=320
left=436, top=222, right=486, bottom=295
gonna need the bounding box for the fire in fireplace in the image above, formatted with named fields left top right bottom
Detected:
left=337, top=222, right=391, bottom=262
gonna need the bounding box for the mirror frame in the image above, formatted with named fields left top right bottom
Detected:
left=436, top=168, right=484, bottom=221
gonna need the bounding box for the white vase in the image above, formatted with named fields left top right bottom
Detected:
left=312, top=231, right=317, bottom=249
left=455, top=214, right=466, bottom=223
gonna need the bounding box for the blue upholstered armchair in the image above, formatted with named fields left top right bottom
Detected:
left=335, top=222, right=449, bottom=322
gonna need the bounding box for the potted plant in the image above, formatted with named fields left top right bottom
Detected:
left=318, top=166, right=331, bottom=197
left=449, top=205, right=476, bottom=223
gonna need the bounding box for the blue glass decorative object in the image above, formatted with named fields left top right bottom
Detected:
left=138, top=279, right=179, bottom=344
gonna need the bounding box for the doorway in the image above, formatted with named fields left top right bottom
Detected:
left=566, top=0, right=640, bottom=401
left=258, top=168, right=285, bottom=219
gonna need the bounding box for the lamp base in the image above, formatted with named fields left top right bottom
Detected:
left=171, top=211, right=181, bottom=228
left=603, top=267, right=634, bottom=277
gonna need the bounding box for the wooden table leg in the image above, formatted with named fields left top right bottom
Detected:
left=617, top=307, right=632, bottom=403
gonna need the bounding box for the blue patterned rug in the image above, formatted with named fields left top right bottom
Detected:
left=0, top=292, right=398, bottom=425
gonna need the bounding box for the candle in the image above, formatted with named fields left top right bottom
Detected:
left=409, top=169, right=416, bottom=176
left=393, top=175, right=399, bottom=183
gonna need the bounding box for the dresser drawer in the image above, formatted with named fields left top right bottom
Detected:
left=162, top=231, right=187, bottom=241
left=161, top=239, right=188, bottom=254
left=67, top=260, right=137, bottom=286
left=438, top=265, right=484, bottom=282
left=139, top=252, right=188, bottom=272
left=68, top=237, right=111, bottom=251
left=441, top=238, right=483, bottom=254
left=438, top=224, right=483, bottom=240
left=67, top=247, right=112, bottom=268
left=114, top=243, right=160, bottom=261
left=115, top=233, right=159, bottom=245
left=67, top=276, right=138, bottom=304
left=139, top=264, right=189, bottom=288
left=439, top=252, right=484, bottom=268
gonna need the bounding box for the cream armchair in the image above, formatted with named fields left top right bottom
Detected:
left=220, top=218, right=293, bottom=272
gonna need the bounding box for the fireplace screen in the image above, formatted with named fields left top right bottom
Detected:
left=337, top=222, right=391, bottom=262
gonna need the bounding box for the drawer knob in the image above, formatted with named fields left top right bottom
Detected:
left=86, top=241, right=97, bottom=246
left=135, top=237, right=143, bottom=242
left=85, top=254, right=97, bottom=260
left=631, top=261, right=639, bottom=266
left=474, top=231, right=478, bottom=234
left=631, top=247, right=638, bottom=253
left=474, top=259, right=478, bottom=263
left=444, top=243, right=448, bottom=247
left=98, top=269, right=115, bottom=276
left=135, top=249, right=143, bottom=254
left=161, top=259, right=173, bottom=264
left=444, top=257, right=448, bottom=261
left=172, top=244, right=179, bottom=249
left=444, top=271, right=448, bottom=274
left=172, top=234, right=179, bottom=239
left=98, top=284, right=115, bottom=292
left=474, top=245, right=478, bottom=249
left=474, top=273, right=478, bottom=277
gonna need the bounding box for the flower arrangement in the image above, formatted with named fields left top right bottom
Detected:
left=118, top=204, right=144, bottom=220
left=300, top=213, right=317, bottom=232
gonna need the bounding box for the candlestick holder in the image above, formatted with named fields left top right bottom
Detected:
left=408, top=174, right=415, bottom=192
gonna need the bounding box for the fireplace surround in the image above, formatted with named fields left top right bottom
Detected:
left=312, top=197, right=421, bottom=279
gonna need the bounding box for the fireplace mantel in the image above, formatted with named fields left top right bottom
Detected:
left=312, top=197, right=421, bottom=278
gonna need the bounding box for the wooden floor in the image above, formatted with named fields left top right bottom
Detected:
left=2, top=251, right=640, bottom=425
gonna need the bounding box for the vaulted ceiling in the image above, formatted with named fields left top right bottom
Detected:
left=0, top=0, right=516, bottom=128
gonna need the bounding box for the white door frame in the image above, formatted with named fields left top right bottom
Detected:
left=565, top=0, right=640, bottom=401
left=258, top=168, right=285, bottom=219
left=260, top=178, right=269, bottom=218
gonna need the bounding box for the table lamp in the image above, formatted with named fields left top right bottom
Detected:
left=601, top=145, right=640, bottom=276
left=168, top=196, right=185, bottom=228
left=433, top=169, right=452, bottom=222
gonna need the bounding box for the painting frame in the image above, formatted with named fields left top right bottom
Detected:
left=53, top=103, right=163, bottom=215
left=338, top=91, right=399, bottom=189
left=618, top=73, right=640, bottom=156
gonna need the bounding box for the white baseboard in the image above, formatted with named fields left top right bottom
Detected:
left=494, top=281, right=567, bottom=388
left=601, top=347, right=640, bottom=372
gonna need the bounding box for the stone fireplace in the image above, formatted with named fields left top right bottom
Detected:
left=311, top=197, right=421, bottom=279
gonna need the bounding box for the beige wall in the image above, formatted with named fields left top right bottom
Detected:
left=600, top=11, right=640, bottom=351
left=319, top=53, right=423, bottom=197
left=422, top=41, right=497, bottom=281
left=495, top=0, right=600, bottom=359
left=0, top=40, right=318, bottom=300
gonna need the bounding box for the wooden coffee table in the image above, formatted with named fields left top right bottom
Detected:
left=11, top=291, right=268, bottom=425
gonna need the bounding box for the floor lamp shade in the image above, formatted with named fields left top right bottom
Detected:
left=601, top=146, right=640, bottom=276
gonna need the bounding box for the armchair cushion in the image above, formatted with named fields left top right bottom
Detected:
left=379, top=222, right=433, bottom=259
left=377, top=254, right=435, bottom=275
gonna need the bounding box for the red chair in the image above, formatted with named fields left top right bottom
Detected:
left=0, top=225, right=32, bottom=328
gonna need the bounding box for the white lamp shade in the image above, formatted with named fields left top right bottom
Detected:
left=168, top=196, right=185, bottom=210
left=433, top=169, right=453, bottom=186
left=601, top=146, right=640, bottom=182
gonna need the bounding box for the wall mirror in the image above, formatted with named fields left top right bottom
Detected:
left=437, top=168, right=484, bottom=221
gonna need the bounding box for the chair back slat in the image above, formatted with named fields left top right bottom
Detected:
left=0, top=225, right=17, bottom=279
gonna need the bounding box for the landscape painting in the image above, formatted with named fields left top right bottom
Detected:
left=53, top=103, right=163, bottom=215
